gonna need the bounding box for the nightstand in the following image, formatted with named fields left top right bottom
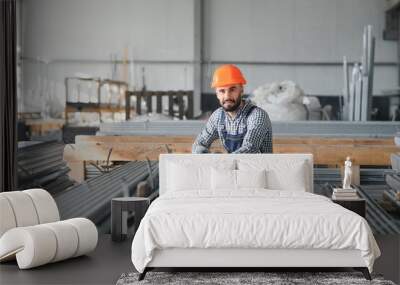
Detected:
left=332, top=197, right=366, bottom=218
left=111, top=197, right=150, bottom=242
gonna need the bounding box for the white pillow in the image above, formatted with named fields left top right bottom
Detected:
left=211, top=168, right=267, bottom=190
left=237, top=169, right=267, bottom=189
left=211, top=168, right=236, bottom=190
left=167, top=161, right=235, bottom=192
left=238, top=159, right=308, bottom=191
left=266, top=161, right=307, bottom=191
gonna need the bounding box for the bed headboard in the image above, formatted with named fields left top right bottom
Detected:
left=159, top=153, right=314, bottom=195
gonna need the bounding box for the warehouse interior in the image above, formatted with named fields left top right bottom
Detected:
left=1, top=0, right=400, bottom=284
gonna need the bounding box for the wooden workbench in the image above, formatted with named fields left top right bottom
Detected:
left=64, top=135, right=399, bottom=182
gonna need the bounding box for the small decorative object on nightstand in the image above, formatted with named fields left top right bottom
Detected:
left=111, top=197, right=150, bottom=242
left=342, top=156, right=352, bottom=190
left=332, top=158, right=366, bottom=217
left=332, top=157, right=360, bottom=200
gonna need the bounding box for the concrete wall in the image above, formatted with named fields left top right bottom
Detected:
left=20, top=0, right=196, bottom=114
left=20, top=0, right=397, bottom=115
left=202, top=0, right=397, bottom=95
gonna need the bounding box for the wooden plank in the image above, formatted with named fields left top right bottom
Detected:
left=156, top=94, right=162, bottom=113
left=75, top=135, right=197, bottom=144
left=178, top=94, right=184, bottom=119
left=64, top=142, right=222, bottom=162
left=136, top=94, right=141, bottom=115
left=25, top=119, right=65, bottom=136
left=65, top=137, right=399, bottom=180
left=66, top=135, right=399, bottom=182
left=125, top=91, right=131, bottom=120
left=64, top=142, right=399, bottom=166
left=75, top=135, right=396, bottom=146
left=274, top=137, right=395, bottom=146
left=66, top=161, right=85, bottom=183
left=187, top=92, right=194, bottom=119
left=274, top=144, right=398, bottom=166
left=168, top=95, right=174, bottom=116
left=146, top=92, right=152, bottom=113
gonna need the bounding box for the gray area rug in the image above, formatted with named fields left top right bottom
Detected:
left=116, top=271, right=396, bottom=285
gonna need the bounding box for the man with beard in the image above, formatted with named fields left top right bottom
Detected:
left=192, top=64, right=273, bottom=154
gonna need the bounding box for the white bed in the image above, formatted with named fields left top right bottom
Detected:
left=131, top=154, right=380, bottom=280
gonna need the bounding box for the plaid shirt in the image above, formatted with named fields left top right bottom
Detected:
left=192, top=100, right=273, bottom=153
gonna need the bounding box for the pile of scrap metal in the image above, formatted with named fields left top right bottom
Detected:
left=54, top=160, right=159, bottom=231
left=17, top=141, right=76, bottom=194
left=383, top=153, right=400, bottom=212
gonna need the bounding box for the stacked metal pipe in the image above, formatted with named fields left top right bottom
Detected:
left=357, top=185, right=400, bottom=235
left=313, top=168, right=388, bottom=185
left=312, top=182, right=400, bottom=234
left=54, top=161, right=158, bottom=227
left=384, top=171, right=400, bottom=212
left=343, top=25, right=375, bottom=121
left=17, top=141, right=75, bottom=194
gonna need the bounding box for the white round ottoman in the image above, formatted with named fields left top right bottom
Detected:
left=0, top=189, right=98, bottom=269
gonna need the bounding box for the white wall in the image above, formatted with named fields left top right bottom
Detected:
left=20, top=0, right=397, bottom=115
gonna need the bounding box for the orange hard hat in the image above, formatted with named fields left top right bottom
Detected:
left=211, top=64, right=247, bottom=88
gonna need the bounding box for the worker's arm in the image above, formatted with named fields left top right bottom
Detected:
left=192, top=111, right=219, bottom=154
left=233, top=109, right=273, bottom=153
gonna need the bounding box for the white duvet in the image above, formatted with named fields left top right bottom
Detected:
left=131, top=190, right=380, bottom=273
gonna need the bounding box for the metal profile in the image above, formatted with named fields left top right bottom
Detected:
left=357, top=185, right=400, bottom=235
left=98, top=120, right=400, bottom=138
left=54, top=161, right=159, bottom=227
left=17, top=141, right=75, bottom=194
